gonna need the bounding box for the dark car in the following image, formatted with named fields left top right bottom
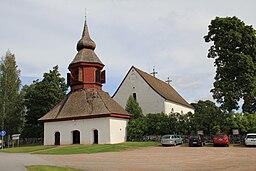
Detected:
left=213, top=133, right=229, bottom=147
left=189, top=135, right=204, bottom=147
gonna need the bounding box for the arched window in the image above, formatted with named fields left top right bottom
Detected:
left=133, top=93, right=137, bottom=101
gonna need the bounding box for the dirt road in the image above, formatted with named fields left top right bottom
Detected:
left=37, top=145, right=256, bottom=171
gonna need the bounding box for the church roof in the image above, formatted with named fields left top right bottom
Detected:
left=39, top=88, right=132, bottom=122
left=69, top=18, right=103, bottom=66
left=113, top=66, right=193, bottom=109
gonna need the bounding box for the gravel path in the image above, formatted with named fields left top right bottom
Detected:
left=1, top=145, right=256, bottom=171
left=37, top=145, right=256, bottom=171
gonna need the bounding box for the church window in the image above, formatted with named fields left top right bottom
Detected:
left=133, top=93, right=137, bottom=101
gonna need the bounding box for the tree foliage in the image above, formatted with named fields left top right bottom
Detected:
left=125, top=95, right=143, bottom=118
left=190, top=100, right=226, bottom=135
left=22, top=65, right=68, bottom=138
left=0, top=51, right=25, bottom=135
left=204, top=16, right=256, bottom=112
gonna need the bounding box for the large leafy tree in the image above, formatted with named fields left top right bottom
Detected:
left=0, top=51, right=25, bottom=135
left=22, top=65, right=68, bottom=138
left=190, top=100, right=225, bottom=135
left=204, top=16, right=256, bottom=112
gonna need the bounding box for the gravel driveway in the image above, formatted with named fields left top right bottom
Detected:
left=1, top=145, right=255, bottom=171
left=37, top=145, right=256, bottom=171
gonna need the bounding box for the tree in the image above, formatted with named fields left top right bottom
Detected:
left=190, top=100, right=226, bottom=135
left=0, top=51, right=25, bottom=135
left=204, top=16, right=256, bottom=112
left=22, top=65, right=68, bottom=138
left=125, top=95, right=143, bottom=118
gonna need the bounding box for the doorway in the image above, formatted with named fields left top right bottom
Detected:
left=73, top=130, right=80, bottom=144
left=93, top=129, right=98, bottom=144
left=54, top=132, right=60, bottom=145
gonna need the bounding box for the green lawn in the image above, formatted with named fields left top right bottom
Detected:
left=1, top=145, right=56, bottom=153
left=2, top=142, right=160, bottom=155
left=26, top=165, right=82, bottom=171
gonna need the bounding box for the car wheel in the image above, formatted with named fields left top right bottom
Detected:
left=226, top=144, right=229, bottom=147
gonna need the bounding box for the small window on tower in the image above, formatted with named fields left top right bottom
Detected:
left=96, top=69, right=101, bottom=82
left=133, top=93, right=137, bottom=101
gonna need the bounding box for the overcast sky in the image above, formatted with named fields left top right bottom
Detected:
left=1, top=0, right=256, bottom=105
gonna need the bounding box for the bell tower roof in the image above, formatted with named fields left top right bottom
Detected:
left=76, top=18, right=96, bottom=51
left=70, top=16, right=103, bottom=66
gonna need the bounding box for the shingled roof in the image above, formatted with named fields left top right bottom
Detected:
left=39, top=88, right=132, bottom=122
left=134, top=67, right=193, bottom=109
left=69, top=19, right=103, bottom=66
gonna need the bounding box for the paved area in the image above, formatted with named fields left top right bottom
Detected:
left=0, top=152, right=54, bottom=171
left=1, top=145, right=256, bottom=171
left=37, top=145, right=256, bottom=171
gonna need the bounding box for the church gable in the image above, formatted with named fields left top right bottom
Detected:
left=113, top=66, right=194, bottom=115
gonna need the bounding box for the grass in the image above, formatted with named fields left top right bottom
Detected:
left=26, top=165, right=82, bottom=171
left=2, top=141, right=160, bottom=155
left=35, top=141, right=160, bottom=154
left=1, top=145, right=56, bottom=153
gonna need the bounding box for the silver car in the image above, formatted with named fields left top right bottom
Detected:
left=161, top=134, right=183, bottom=146
left=245, top=133, right=256, bottom=146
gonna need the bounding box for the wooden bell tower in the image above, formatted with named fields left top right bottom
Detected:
left=67, top=17, right=105, bottom=92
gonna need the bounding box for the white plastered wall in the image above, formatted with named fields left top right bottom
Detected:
left=44, top=117, right=114, bottom=145
left=113, top=68, right=165, bottom=115
left=164, top=100, right=195, bottom=115
left=109, top=118, right=129, bottom=144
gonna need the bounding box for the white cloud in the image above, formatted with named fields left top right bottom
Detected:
left=1, top=0, right=256, bottom=105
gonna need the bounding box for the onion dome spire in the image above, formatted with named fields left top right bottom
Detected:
left=76, top=15, right=96, bottom=51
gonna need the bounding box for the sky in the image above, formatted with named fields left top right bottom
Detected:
left=1, top=0, right=256, bottom=105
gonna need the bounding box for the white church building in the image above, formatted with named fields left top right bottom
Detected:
left=113, top=66, right=194, bottom=115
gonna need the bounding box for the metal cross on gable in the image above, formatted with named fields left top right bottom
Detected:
left=151, top=66, right=158, bottom=77
left=166, top=77, right=172, bottom=85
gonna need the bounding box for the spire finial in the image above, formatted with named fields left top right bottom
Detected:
left=76, top=10, right=96, bottom=51
left=85, top=8, right=87, bottom=25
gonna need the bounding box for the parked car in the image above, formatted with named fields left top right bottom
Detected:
left=161, top=134, right=183, bottom=146
left=213, top=133, right=229, bottom=147
left=244, top=133, right=256, bottom=146
left=189, top=135, right=204, bottom=147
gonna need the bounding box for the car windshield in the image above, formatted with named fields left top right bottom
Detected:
left=247, top=135, right=256, bottom=139
left=216, top=134, right=226, bottom=138
left=162, top=135, right=170, bottom=139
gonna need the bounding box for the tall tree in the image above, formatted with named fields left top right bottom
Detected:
left=204, top=16, right=256, bottom=112
left=0, top=51, right=25, bottom=135
left=190, top=100, right=225, bottom=135
left=22, top=65, right=68, bottom=138
left=125, top=95, right=143, bottom=118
